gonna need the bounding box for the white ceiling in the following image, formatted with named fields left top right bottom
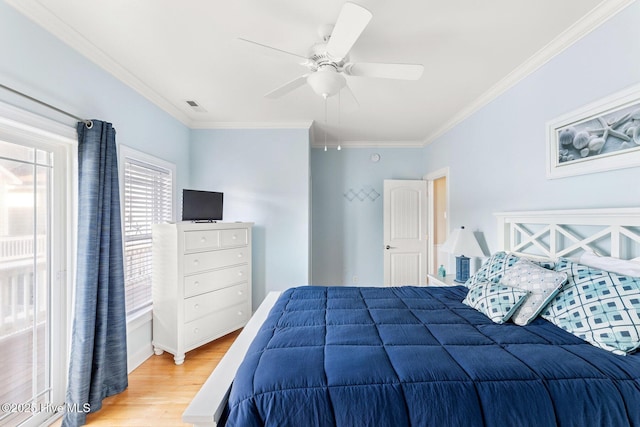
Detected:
left=8, top=0, right=632, bottom=147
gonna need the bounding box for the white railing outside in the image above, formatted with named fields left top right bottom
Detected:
left=0, top=235, right=47, bottom=339
left=0, top=235, right=46, bottom=262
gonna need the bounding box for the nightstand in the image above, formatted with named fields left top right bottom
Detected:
left=427, top=274, right=459, bottom=287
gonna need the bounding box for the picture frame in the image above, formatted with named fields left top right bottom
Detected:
left=546, top=83, right=640, bottom=179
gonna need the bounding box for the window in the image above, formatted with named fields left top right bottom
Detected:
left=120, top=146, right=175, bottom=316
left=0, top=103, right=74, bottom=427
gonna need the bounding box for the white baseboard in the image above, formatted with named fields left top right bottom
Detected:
left=128, top=344, right=153, bottom=373
left=126, top=308, right=154, bottom=373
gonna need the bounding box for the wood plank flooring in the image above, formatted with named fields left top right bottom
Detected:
left=50, top=329, right=239, bottom=427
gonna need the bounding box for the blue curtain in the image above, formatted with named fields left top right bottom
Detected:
left=63, top=120, right=128, bottom=426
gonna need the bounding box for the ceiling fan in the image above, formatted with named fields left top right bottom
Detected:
left=238, top=2, right=424, bottom=104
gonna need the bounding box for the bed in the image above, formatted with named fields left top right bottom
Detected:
left=182, top=208, right=640, bottom=426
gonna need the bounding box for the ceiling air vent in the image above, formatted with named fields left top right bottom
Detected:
left=185, top=100, right=207, bottom=113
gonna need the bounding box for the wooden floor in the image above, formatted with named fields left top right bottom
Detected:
left=50, top=330, right=239, bottom=427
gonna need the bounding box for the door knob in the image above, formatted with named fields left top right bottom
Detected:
left=386, top=245, right=392, bottom=250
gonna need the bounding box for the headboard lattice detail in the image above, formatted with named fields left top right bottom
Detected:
left=495, top=208, right=640, bottom=260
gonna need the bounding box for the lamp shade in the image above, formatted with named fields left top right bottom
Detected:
left=440, top=226, right=484, bottom=258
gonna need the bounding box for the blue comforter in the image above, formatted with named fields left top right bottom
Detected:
left=223, top=286, right=640, bottom=426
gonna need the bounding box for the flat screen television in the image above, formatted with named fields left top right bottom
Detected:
left=182, top=189, right=223, bottom=222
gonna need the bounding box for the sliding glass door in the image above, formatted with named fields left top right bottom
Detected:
left=0, top=119, right=71, bottom=426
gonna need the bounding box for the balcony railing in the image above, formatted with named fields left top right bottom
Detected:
left=0, top=235, right=46, bottom=262
left=0, top=235, right=47, bottom=339
left=0, top=234, right=49, bottom=425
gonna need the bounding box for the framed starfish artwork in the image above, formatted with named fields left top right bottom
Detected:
left=546, top=83, right=640, bottom=179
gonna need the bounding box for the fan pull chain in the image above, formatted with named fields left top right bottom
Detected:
left=337, top=91, right=342, bottom=151
left=324, top=94, right=328, bottom=151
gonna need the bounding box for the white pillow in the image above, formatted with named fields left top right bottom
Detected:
left=498, top=259, right=567, bottom=326
left=579, top=251, right=640, bottom=277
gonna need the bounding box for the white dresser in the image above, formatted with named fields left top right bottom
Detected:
left=151, top=222, right=252, bottom=365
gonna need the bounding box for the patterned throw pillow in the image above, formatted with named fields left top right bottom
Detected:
left=499, top=259, right=567, bottom=326
left=465, top=251, right=555, bottom=288
left=463, top=281, right=529, bottom=324
left=542, top=258, right=640, bottom=355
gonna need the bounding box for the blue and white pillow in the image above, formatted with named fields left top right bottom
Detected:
left=465, top=251, right=555, bottom=288
left=499, top=259, right=567, bottom=326
left=463, top=281, right=529, bottom=324
left=542, top=258, right=640, bottom=355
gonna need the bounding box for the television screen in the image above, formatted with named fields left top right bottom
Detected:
left=182, top=189, right=223, bottom=221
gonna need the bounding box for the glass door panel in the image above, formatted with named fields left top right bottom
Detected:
left=0, top=141, right=53, bottom=426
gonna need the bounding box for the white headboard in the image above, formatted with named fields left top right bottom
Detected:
left=495, top=208, right=640, bottom=260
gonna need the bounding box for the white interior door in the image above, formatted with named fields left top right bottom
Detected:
left=383, top=180, right=428, bottom=286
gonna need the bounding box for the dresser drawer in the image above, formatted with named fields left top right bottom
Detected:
left=183, top=247, right=249, bottom=275
left=220, top=228, right=248, bottom=247
left=184, top=302, right=250, bottom=349
left=184, top=282, right=249, bottom=323
left=184, top=229, right=220, bottom=252
left=184, top=265, right=249, bottom=298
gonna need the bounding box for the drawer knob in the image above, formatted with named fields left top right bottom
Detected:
left=237, top=253, right=243, bottom=258
left=194, top=304, right=200, bottom=310
left=200, top=236, right=206, bottom=242
left=193, top=259, right=199, bottom=265
left=238, top=291, right=243, bottom=296
left=238, top=271, right=243, bottom=276
left=194, top=328, right=199, bottom=334
left=232, top=234, right=237, bottom=240
left=194, top=281, right=200, bottom=287
left=237, top=311, right=243, bottom=316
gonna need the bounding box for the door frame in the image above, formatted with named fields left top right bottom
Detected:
left=0, top=101, right=76, bottom=427
left=424, top=167, right=450, bottom=276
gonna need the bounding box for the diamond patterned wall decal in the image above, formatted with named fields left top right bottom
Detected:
left=367, top=189, right=380, bottom=201
left=343, top=187, right=380, bottom=202
left=343, top=189, right=357, bottom=201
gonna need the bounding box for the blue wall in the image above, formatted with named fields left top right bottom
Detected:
left=311, top=147, right=426, bottom=286
left=424, top=2, right=640, bottom=260
left=0, top=2, right=191, bottom=193
left=0, top=0, right=191, bottom=372
left=4, top=0, right=639, bottom=307
left=189, top=128, right=311, bottom=307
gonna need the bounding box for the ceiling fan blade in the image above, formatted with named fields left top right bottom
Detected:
left=264, top=74, right=310, bottom=99
left=237, top=37, right=308, bottom=63
left=344, top=62, right=424, bottom=80
left=326, top=2, right=372, bottom=60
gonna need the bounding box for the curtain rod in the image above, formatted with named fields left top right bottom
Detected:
left=0, top=83, right=92, bottom=128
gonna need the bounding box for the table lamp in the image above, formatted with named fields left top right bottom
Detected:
left=440, top=226, right=484, bottom=283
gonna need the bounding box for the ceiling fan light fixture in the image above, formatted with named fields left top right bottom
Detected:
left=306, top=66, right=346, bottom=97
left=240, top=1, right=422, bottom=106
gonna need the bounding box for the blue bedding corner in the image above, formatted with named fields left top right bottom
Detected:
left=222, top=286, right=640, bottom=426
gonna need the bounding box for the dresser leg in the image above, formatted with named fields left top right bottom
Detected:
left=153, top=346, right=164, bottom=356
left=174, top=354, right=185, bottom=365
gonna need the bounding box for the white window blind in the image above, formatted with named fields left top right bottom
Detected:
left=122, top=155, right=173, bottom=315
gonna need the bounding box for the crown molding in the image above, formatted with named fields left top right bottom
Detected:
left=9, top=0, right=633, bottom=145
left=310, top=140, right=425, bottom=149
left=6, top=0, right=191, bottom=126
left=189, top=120, right=313, bottom=130
left=7, top=1, right=313, bottom=133
left=423, top=0, right=635, bottom=146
